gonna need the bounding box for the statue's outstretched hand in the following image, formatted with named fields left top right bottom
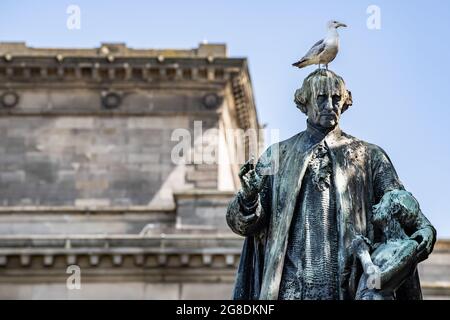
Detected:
left=238, top=158, right=268, bottom=203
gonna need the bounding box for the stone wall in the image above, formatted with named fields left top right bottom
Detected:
left=0, top=282, right=234, bottom=300
left=0, top=91, right=222, bottom=208
left=0, top=42, right=261, bottom=299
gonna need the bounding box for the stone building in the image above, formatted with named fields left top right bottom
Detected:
left=0, top=42, right=261, bottom=299
left=0, top=42, right=448, bottom=299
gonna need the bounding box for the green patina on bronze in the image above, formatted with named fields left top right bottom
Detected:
left=227, top=68, right=436, bottom=300
left=294, top=69, right=352, bottom=114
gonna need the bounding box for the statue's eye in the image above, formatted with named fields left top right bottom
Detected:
left=332, top=94, right=341, bottom=103
left=317, top=94, right=328, bottom=105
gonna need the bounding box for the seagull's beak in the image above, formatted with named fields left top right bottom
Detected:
left=337, top=22, right=347, bottom=28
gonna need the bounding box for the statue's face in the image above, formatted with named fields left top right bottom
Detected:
left=307, top=89, right=344, bottom=128
left=372, top=201, right=390, bottom=229
left=372, top=194, right=402, bottom=228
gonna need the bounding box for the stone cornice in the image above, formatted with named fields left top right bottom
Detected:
left=173, top=189, right=235, bottom=199
left=0, top=189, right=235, bottom=214
left=0, top=56, right=243, bottom=84
left=0, top=234, right=243, bottom=269
left=0, top=205, right=175, bottom=214
left=229, top=65, right=261, bottom=153
left=0, top=43, right=260, bottom=134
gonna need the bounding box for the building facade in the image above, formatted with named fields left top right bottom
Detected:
left=0, top=42, right=262, bottom=299
left=0, top=42, right=447, bottom=299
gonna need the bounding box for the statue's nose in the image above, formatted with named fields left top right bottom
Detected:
left=324, top=100, right=333, bottom=111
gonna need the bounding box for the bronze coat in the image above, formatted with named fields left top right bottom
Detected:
left=227, top=127, right=436, bottom=300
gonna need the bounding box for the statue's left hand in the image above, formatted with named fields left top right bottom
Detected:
left=410, top=228, right=434, bottom=262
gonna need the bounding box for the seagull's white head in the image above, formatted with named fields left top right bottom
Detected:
left=327, top=20, right=347, bottom=29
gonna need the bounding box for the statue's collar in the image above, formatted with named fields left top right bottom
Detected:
left=306, top=120, right=342, bottom=145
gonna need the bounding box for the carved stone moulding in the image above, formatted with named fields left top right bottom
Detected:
left=0, top=59, right=237, bottom=83
left=0, top=252, right=241, bottom=269
left=0, top=234, right=243, bottom=269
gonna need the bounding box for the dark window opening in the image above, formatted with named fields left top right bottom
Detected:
left=81, top=67, right=92, bottom=78
left=198, top=68, right=207, bottom=79
left=182, top=69, right=192, bottom=80
left=132, top=68, right=143, bottom=80
left=166, top=68, right=176, bottom=79
left=30, top=67, right=40, bottom=77
left=214, top=69, right=224, bottom=79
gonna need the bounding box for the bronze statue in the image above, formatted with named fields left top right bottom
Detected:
left=351, top=189, right=431, bottom=299
left=226, top=69, right=436, bottom=300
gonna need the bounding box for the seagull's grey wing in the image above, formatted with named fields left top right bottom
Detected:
left=303, top=39, right=326, bottom=59
left=292, top=38, right=328, bottom=68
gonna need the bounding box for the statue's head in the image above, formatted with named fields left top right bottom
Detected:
left=294, top=69, right=352, bottom=129
left=371, top=190, right=420, bottom=238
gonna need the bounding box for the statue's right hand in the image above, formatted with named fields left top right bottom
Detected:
left=238, top=158, right=267, bottom=202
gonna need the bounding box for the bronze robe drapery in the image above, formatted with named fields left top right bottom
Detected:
left=226, top=126, right=436, bottom=300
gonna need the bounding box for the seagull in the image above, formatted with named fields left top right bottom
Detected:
left=292, top=20, right=347, bottom=70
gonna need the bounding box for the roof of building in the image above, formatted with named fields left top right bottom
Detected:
left=0, top=42, right=228, bottom=59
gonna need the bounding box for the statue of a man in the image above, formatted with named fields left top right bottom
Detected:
left=226, top=69, right=436, bottom=300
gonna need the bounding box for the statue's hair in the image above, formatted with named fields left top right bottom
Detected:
left=294, top=69, right=353, bottom=114
left=372, top=190, right=420, bottom=233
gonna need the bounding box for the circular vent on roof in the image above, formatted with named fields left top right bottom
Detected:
left=101, top=92, right=122, bottom=109
left=202, top=93, right=222, bottom=110
left=1, top=91, right=19, bottom=108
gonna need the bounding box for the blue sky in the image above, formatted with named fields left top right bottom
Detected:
left=0, top=0, right=449, bottom=237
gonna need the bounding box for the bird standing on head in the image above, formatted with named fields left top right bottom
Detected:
left=292, top=20, right=347, bottom=70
